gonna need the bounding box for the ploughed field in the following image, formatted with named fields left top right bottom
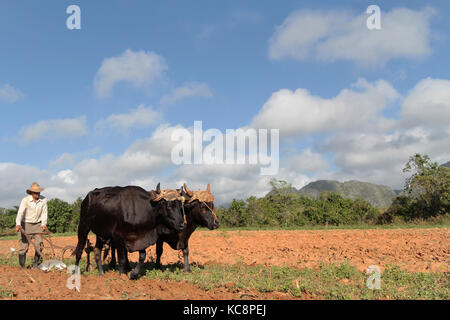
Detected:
left=0, top=228, right=448, bottom=300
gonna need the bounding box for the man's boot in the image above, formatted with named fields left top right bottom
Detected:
left=33, top=252, right=42, bottom=268
left=18, top=254, right=26, bottom=269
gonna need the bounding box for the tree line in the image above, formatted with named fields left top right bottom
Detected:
left=0, top=153, right=449, bottom=234
left=216, top=153, right=449, bottom=227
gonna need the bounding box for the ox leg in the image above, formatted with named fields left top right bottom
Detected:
left=74, top=223, right=89, bottom=272
left=155, top=240, right=163, bottom=269
left=108, top=243, right=117, bottom=269
left=124, top=246, right=131, bottom=272
left=116, top=243, right=127, bottom=275
left=129, top=250, right=146, bottom=280
left=95, top=237, right=105, bottom=276
left=85, top=246, right=92, bottom=273
left=183, top=247, right=191, bottom=273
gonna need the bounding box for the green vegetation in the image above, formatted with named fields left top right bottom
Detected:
left=379, top=154, right=450, bottom=223
left=141, top=261, right=449, bottom=300
left=217, top=153, right=450, bottom=228
left=216, top=185, right=380, bottom=228
left=0, top=286, right=14, bottom=299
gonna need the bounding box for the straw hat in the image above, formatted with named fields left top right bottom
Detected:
left=26, top=182, right=45, bottom=195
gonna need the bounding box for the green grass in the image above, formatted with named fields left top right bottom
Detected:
left=0, top=287, right=14, bottom=299
left=142, top=261, right=449, bottom=300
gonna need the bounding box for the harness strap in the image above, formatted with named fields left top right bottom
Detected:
left=201, top=200, right=218, bottom=221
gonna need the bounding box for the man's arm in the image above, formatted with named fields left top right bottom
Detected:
left=15, top=198, right=27, bottom=230
left=40, top=199, right=48, bottom=230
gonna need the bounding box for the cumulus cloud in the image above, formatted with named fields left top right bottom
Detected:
left=321, top=127, right=450, bottom=188
left=289, top=149, right=329, bottom=173
left=171, top=163, right=309, bottom=204
left=50, top=153, right=77, bottom=168
left=269, top=7, right=435, bottom=66
left=0, top=84, right=24, bottom=103
left=401, top=78, right=450, bottom=128
left=0, top=163, right=48, bottom=207
left=94, top=49, right=167, bottom=98
left=16, top=116, right=87, bottom=144
left=251, top=78, right=399, bottom=137
left=95, top=105, right=162, bottom=134
left=1, top=77, right=449, bottom=207
left=159, top=82, right=213, bottom=105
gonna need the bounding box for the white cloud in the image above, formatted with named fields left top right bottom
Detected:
left=401, top=78, right=450, bottom=128
left=321, top=127, right=450, bottom=188
left=171, top=163, right=309, bottom=204
left=94, top=49, right=167, bottom=98
left=269, top=7, right=435, bottom=66
left=17, top=116, right=87, bottom=144
left=2, top=77, right=449, bottom=207
left=251, top=78, right=399, bottom=137
left=315, top=78, right=450, bottom=187
left=52, top=170, right=77, bottom=185
left=0, top=163, right=48, bottom=207
left=50, top=153, right=77, bottom=168
left=159, top=82, right=213, bottom=105
left=289, top=149, right=329, bottom=173
left=0, top=84, right=24, bottom=103
left=95, top=105, right=162, bottom=134
left=196, top=10, right=263, bottom=41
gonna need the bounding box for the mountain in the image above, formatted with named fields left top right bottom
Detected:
left=296, top=180, right=397, bottom=208
left=440, top=161, right=450, bottom=168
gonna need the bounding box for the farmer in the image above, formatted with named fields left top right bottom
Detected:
left=15, top=182, right=48, bottom=268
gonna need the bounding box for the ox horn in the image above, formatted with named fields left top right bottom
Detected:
left=184, top=183, right=193, bottom=197
left=206, top=184, right=211, bottom=193
left=156, top=182, right=161, bottom=194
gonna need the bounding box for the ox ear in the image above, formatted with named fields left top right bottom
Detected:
left=206, top=184, right=211, bottom=193
left=156, top=183, right=161, bottom=194
left=184, top=183, right=193, bottom=197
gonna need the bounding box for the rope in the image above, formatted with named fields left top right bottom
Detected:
left=201, top=201, right=218, bottom=221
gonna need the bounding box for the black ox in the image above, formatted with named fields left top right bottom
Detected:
left=73, top=184, right=185, bottom=279
left=155, top=184, right=219, bottom=272
left=105, top=184, right=219, bottom=274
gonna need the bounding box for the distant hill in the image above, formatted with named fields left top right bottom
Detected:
left=296, top=180, right=397, bottom=208
left=440, top=161, right=450, bottom=168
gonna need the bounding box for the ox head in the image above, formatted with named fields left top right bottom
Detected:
left=150, top=183, right=185, bottom=232
left=180, top=183, right=219, bottom=230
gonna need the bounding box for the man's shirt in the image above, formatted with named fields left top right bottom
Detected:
left=15, top=195, right=48, bottom=226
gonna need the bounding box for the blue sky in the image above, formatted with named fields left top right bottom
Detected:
left=0, top=1, right=449, bottom=206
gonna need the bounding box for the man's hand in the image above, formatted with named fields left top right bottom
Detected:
left=15, top=225, right=21, bottom=233
left=41, top=225, right=47, bottom=232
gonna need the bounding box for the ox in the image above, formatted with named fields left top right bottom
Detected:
left=155, top=184, right=219, bottom=272
left=73, top=184, right=185, bottom=279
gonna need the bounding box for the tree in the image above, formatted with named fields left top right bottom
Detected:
left=70, top=197, right=83, bottom=231
left=47, top=199, right=73, bottom=233
left=0, top=207, right=18, bottom=234
left=402, top=153, right=450, bottom=219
